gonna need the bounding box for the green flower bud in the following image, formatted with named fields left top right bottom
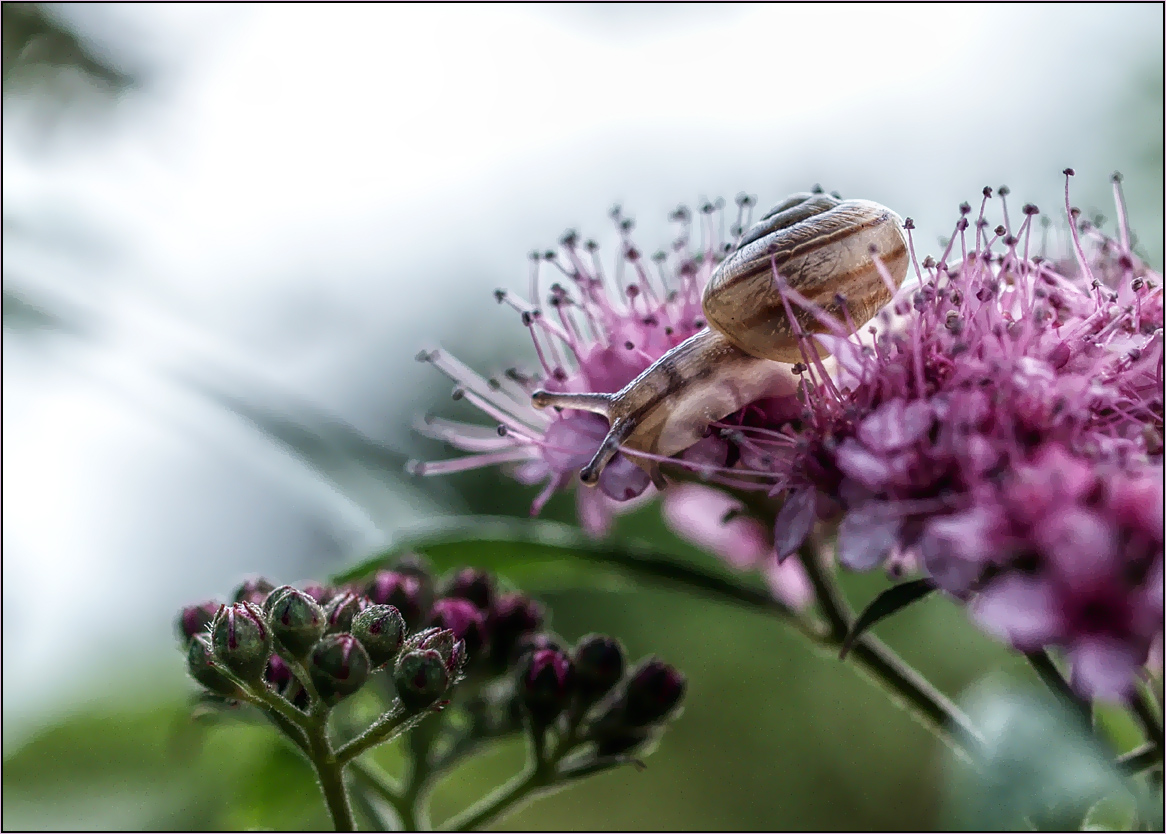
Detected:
left=210, top=602, right=273, bottom=682
left=309, top=633, right=370, bottom=703
left=267, top=586, right=326, bottom=658
left=351, top=604, right=406, bottom=667
left=324, top=591, right=369, bottom=634
left=186, top=635, right=244, bottom=698
left=393, top=649, right=450, bottom=711
left=176, top=601, right=219, bottom=647
left=232, top=577, right=275, bottom=607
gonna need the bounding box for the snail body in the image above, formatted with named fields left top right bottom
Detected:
left=531, top=191, right=910, bottom=487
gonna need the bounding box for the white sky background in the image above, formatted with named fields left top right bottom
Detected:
left=3, top=3, right=1163, bottom=742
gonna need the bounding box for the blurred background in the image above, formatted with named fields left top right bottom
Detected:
left=3, top=3, right=1162, bottom=829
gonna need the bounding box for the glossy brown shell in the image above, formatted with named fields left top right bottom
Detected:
left=701, top=192, right=909, bottom=362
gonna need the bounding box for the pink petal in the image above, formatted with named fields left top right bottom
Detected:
left=1068, top=636, right=1142, bottom=702
left=970, top=574, right=1064, bottom=652
left=836, top=505, right=900, bottom=571
left=541, top=414, right=607, bottom=473
left=1038, top=507, right=1118, bottom=591
left=857, top=399, right=934, bottom=453
left=576, top=488, right=614, bottom=539
left=918, top=507, right=1002, bottom=594
left=596, top=453, right=651, bottom=502
left=834, top=438, right=891, bottom=491
left=774, top=488, right=817, bottom=561
left=662, top=484, right=768, bottom=570
left=763, top=554, right=813, bottom=611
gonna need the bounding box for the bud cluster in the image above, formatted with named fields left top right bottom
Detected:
left=176, top=558, right=686, bottom=830
left=514, top=633, right=686, bottom=758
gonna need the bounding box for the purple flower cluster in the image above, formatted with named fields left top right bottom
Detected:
left=414, top=175, right=1163, bottom=698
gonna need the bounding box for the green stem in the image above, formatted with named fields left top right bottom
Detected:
left=442, top=765, right=549, bottom=832
left=1024, top=650, right=1091, bottom=722
left=1132, top=686, right=1165, bottom=754
left=239, top=677, right=355, bottom=832
left=794, top=536, right=985, bottom=755
left=336, top=704, right=414, bottom=763
left=350, top=759, right=409, bottom=828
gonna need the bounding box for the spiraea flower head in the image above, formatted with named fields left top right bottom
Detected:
left=413, top=175, right=1162, bottom=699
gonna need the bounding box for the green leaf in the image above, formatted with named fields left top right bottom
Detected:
left=840, top=578, right=934, bottom=659
left=941, top=680, right=1130, bottom=831
left=331, top=516, right=779, bottom=613
left=1079, top=791, right=1138, bottom=831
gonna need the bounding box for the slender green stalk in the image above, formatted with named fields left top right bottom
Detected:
left=350, top=759, right=409, bottom=828
left=336, top=704, right=413, bottom=763
left=1024, top=650, right=1091, bottom=722
left=793, top=536, right=985, bottom=755
left=442, top=765, right=548, bottom=832
left=1132, top=686, right=1165, bottom=754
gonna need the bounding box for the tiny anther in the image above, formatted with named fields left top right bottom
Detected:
left=982, top=186, right=993, bottom=197
left=496, top=424, right=507, bottom=436
left=997, top=185, right=1010, bottom=196
left=1022, top=204, right=1039, bottom=216
left=521, top=311, right=534, bottom=326
left=494, top=289, right=507, bottom=303
left=624, top=340, right=635, bottom=350
left=451, top=387, right=465, bottom=401
left=904, top=217, right=915, bottom=230
left=415, top=350, right=433, bottom=362
left=1063, top=167, right=1075, bottom=177
left=811, top=183, right=824, bottom=193
left=959, top=202, right=971, bottom=215
left=994, top=225, right=1006, bottom=237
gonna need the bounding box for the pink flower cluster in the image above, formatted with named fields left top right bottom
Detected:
left=412, top=175, right=1163, bottom=698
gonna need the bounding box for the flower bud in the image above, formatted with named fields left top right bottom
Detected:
left=512, top=632, right=567, bottom=667
left=265, top=654, right=293, bottom=691
left=176, top=601, right=219, bottom=647
left=429, top=597, right=487, bottom=659
left=595, top=727, right=651, bottom=757
left=232, top=577, right=275, bottom=607
left=440, top=567, right=495, bottom=611
left=351, top=604, right=406, bottom=667
left=300, top=582, right=335, bottom=605
left=210, top=602, right=273, bottom=682
left=409, top=627, right=468, bottom=679
left=487, top=593, right=544, bottom=670
left=393, top=649, right=450, bottom=711
left=324, top=591, right=370, bottom=634
left=309, top=633, right=371, bottom=703
left=367, top=570, right=431, bottom=628
left=572, top=634, right=625, bottom=703
left=520, top=648, right=574, bottom=724
left=624, top=658, right=686, bottom=726
left=186, top=635, right=244, bottom=698
left=267, top=586, right=326, bottom=657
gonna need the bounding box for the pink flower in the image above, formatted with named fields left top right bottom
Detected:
left=661, top=483, right=813, bottom=611
left=409, top=201, right=745, bottom=524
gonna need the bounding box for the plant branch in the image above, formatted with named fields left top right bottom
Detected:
left=441, top=764, right=549, bottom=832
left=336, top=703, right=415, bottom=764
left=1024, top=650, right=1091, bottom=722
left=1132, top=685, right=1165, bottom=755
left=349, top=759, right=409, bottom=827
left=1116, top=742, right=1163, bottom=776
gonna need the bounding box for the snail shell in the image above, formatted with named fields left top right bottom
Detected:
left=531, top=191, right=910, bottom=486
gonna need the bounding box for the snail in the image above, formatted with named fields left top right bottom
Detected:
left=531, top=191, right=910, bottom=488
